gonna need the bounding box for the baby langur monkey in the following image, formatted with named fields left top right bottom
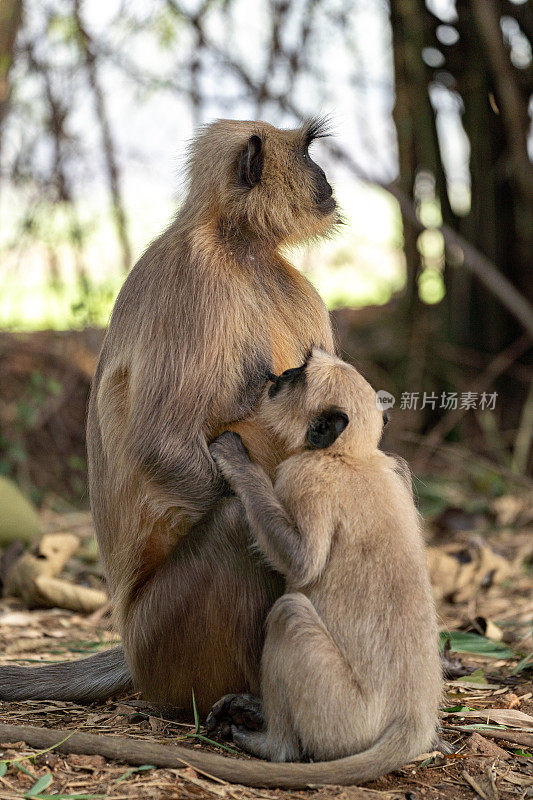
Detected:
left=208, top=348, right=442, bottom=783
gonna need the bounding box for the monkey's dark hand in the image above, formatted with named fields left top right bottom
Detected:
left=206, top=693, right=264, bottom=740
left=209, top=432, right=252, bottom=487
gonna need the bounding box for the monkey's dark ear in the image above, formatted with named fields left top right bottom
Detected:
left=239, top=135, right=263, bottom=188
left=306, top=408, right=349, bottom=450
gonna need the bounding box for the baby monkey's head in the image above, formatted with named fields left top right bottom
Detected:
left=262, top=348, right=386, bottom=455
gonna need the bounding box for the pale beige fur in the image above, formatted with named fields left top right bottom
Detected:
left=206, top=348, right=443, bottom=783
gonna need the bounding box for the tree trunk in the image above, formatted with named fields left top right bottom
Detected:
left=0, top=0, right=23, bottom=151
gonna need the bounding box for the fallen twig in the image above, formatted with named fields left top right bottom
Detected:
left=446, top=725, right=533, bottom=749
left=462, top=769, right=490, bottom=800
left=0, top=723, right=231, bottom=783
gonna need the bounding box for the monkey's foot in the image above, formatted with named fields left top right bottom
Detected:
left=435, top=736, right=459, bottom=755
left=206, top=693, right=264, bottom=739
left=230, top=724, right=271, bottom=758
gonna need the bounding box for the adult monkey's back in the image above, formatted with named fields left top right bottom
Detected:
left=0, top=119, right=336, bottom=713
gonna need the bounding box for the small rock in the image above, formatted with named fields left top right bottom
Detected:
left=180, top=766, right=199, bottom=780
left=466, top=732, right=511, bottom=760
left=69, top=753, right=106, bottom=769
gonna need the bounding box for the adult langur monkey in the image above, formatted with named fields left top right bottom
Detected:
left=0, top=119, right=337, bottom=713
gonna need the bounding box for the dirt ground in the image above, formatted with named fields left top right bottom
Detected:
left=0, top=500, right=532, bottom=800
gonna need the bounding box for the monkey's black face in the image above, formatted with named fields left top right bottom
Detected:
left=267, top=364, right=307, bottom=398
left=303, top=149, right=335, bottom=214
left=302, top=117, right=336, bottom=214
left=306, top=407, right=349, bottom=449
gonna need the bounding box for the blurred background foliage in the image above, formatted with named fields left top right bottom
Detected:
left=0, top=0, right=532, bottom=506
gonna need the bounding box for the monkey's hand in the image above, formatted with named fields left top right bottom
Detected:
left=209, top=432, right=253, bottom=487
left=206, top=693, right=264, bottom=740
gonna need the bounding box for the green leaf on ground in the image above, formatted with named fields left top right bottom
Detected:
left=439, top=631, right=514, bottom=658
left=192, top=688, right=200, bottom=735
left=14, top=761, right=35, bottom=778
left=512, top=653, right=533, bottom=674
left=25, top=772, right=53, bottom=796
left=457, top=668, right=488, bottom=684
left=191, top=733, right=241, bottom=754
left=31, top=795, right=105, bottom=799
left=115, top=764, right=155, bottom=783
left=449, top=723, right=510, bottom=731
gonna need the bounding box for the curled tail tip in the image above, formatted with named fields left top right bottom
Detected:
left=185, top=720, right=431, bottom=788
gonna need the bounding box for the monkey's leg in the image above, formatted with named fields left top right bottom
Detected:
left=236, top=592, right=363, bottom=763
left=123, top=498, right=283, bottom=715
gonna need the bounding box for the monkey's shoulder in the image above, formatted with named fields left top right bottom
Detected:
left=275, top=452, right=417, bottom=527
left=274, top=453, right=351, bottom=507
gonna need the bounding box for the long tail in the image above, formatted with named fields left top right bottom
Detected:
left=0, top=647, right=132, bottom=703
left=0, top=719, right=418, bottom=788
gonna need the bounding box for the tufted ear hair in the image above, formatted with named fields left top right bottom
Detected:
left=306, top=408, right=349, bottom=450
left=239, top=134, right=263, bottom=188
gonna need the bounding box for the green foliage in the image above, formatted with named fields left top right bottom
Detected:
left=152, top=8, right=179, bottom=48
left=413, top=465, right=515, bottom=520
left=29, top=796, right=105, bottom=799
left=115, top=764, right=155, bottom=783
left=0, top=371, right=65, bottom=492
left=47, top=12, right=78, bottom=43
left=25, top=772, right=53, bottom=797
left=512, top=653, right=533, bottom=675
left=192, top=689, right=200, bottom=734
left=70, top=280, right=118, bottom=328
left=0, top=476, right=40, bottom=545
left=13, top=761, right=36, bottom=778
left=439, top=632, right=514, bottom=659
left=456, top=668, right=488, bottom=684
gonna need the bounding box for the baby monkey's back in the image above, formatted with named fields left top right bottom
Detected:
left=273, top=446, right=442, bottom=762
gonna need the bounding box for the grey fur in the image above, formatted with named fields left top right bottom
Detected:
left=0, top=647, right=131, bottom=702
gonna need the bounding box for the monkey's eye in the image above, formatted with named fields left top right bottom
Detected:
left=382, top=412, right=390, bottom=426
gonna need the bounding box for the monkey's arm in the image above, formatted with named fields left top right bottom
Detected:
left=210, top=433, right=331, bottom=585
left=140, top=434, right=228, bottom=522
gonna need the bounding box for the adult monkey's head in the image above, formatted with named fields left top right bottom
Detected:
left=183, top=117, right=338, bottom=247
